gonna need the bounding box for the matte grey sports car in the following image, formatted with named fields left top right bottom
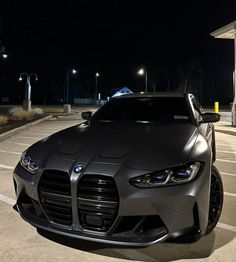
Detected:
left=13, top=93, right=224, bottom=246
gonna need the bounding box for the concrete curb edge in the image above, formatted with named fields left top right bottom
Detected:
left=0, top=115, right=52, bottom=142
left=215, top=129, right=236, bottom=136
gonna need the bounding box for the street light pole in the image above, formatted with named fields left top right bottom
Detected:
left=137, top=68, right=148, bottom=92
left=0, top=41, right=8, bottom=60
left=66, top=71, right=69, bottom=104
left=145, top=71, right=148, bottom=92
left=64, top=68, right=77, bottom=113
left=234, top=29, right=236, bottom=104
left=95, top=72, right=100, bottom=100
left=19, top=72, right=38, bottom=111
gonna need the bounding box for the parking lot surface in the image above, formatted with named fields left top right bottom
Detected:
left=0, top=115, right=236, bottom=262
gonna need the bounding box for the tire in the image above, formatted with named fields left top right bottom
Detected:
left=205, top=165, right=224, bottom=235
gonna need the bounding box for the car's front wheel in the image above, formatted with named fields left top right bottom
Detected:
left=205, top=165, right=224, bottom=235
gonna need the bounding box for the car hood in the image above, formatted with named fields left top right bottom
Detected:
left=29, top=122, right=199, bottom=171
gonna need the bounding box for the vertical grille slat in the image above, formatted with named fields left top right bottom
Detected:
left=39, top=170, right=72, bottom=226
left=78, top=175, right=119, bottom=232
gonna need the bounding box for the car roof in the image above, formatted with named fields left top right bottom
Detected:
left=112, top=92, right=189, bottom=99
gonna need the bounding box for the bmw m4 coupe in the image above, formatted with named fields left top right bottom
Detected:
left=13, top=93, right=224, bottom=246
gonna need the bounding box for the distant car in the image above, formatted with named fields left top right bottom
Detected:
left=13, top=93, right=223, bottom=246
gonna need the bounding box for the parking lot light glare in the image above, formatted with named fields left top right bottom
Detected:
left=2, top=53, right=8, bottom=59
left=137, top=68, right=148, bottom=92
left=72, top=69, right=77, bottom=74
left=138, top=68, right=144, bottom=75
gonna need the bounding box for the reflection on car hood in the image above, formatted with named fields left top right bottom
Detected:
left=28, top=122, right=198, bottom=171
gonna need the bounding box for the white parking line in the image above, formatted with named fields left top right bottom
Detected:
left=0, top=164, right=14, bottom=170
left=217, top=159, right=236, bottom=164
left=224, top=192, right=236, bottom=197
left=221, top=172, right=236, bottom=177
left=34, top=128, right=60, bottom=131
left=217, top=143, right=236, bottom=146
left=25, top=132, right=50, bottom=136
left=217, top=222, right=236, bottom=233
left=0, top=149, right=21, bottom=155
left=0, top=193, right=15, bottom=206
left=217, top=139, right=236, bottom=142
left=6, top=141, right=31, bottom=146
left=17, top=136, right=42, bottom=140
left=217, top=150, right=236, bottom=154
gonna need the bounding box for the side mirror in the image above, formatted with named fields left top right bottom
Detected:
left=81, top=111, right=92, bottom=120
left=199, top=112, right=221, bottom=124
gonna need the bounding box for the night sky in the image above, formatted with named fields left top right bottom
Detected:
left=0, top=0, right=236, bottom=105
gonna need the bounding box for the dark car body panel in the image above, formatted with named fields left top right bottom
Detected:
left=26, top=122, right=198, bottom=171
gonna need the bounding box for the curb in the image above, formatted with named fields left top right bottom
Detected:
left=215, top=129, right=236, bottom=136
left=0, top=115, right=52, bottom=142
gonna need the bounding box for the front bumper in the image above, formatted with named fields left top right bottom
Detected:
left=13, top=162, right=211, bottom=247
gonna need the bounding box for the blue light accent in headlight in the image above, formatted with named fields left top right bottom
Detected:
left=171, top=162, right=201, bottom=183
left=20, top=152, right=38, bottom=174
left=150, top=173, right=169, bottom=182
left=175, top=170, right=191, bottom=177
left=130, top=170, right=173, bottom=188
left=130, top=162, right=201, bottom=188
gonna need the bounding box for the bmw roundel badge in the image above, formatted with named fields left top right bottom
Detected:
left=74, top=165, right=83, bottom=173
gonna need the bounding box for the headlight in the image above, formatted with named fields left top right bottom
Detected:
left=129, top=162, right=201, bottom=188
left=20, top=152, right=38, bottom=174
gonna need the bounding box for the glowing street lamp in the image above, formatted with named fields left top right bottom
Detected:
left=138, top=68, right=144, bottom=75
left=19, top=73, right=38, bottom=111
left=95, top=72, right=100, bottom=99
left=137, top=68, right=148, bottom=92
left=0, top=41, right=8, bottom=60
left=1, top=53, right=8, bottom=59
left=66, top=68, right=77, bottom=104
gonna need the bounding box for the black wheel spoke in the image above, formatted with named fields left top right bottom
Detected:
left=208, top=171, right=223, bottom=227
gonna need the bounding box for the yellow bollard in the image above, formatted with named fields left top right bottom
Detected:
left=214, top=102, right=219, bottom=113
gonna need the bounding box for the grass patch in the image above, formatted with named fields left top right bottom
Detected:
left=0, top=115, right=8, bottom=125
left=9, top=111, right=35, bottom=121
left=8, top=107, right=44, bottom=121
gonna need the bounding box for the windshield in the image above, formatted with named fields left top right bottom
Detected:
left=92, top=97, right=191, bottom=123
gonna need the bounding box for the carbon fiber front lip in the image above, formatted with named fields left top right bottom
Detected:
left=15, top=203, right=170, bottom=247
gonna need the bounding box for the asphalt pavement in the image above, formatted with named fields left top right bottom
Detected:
left=0, top=112, right=236, bottom=262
